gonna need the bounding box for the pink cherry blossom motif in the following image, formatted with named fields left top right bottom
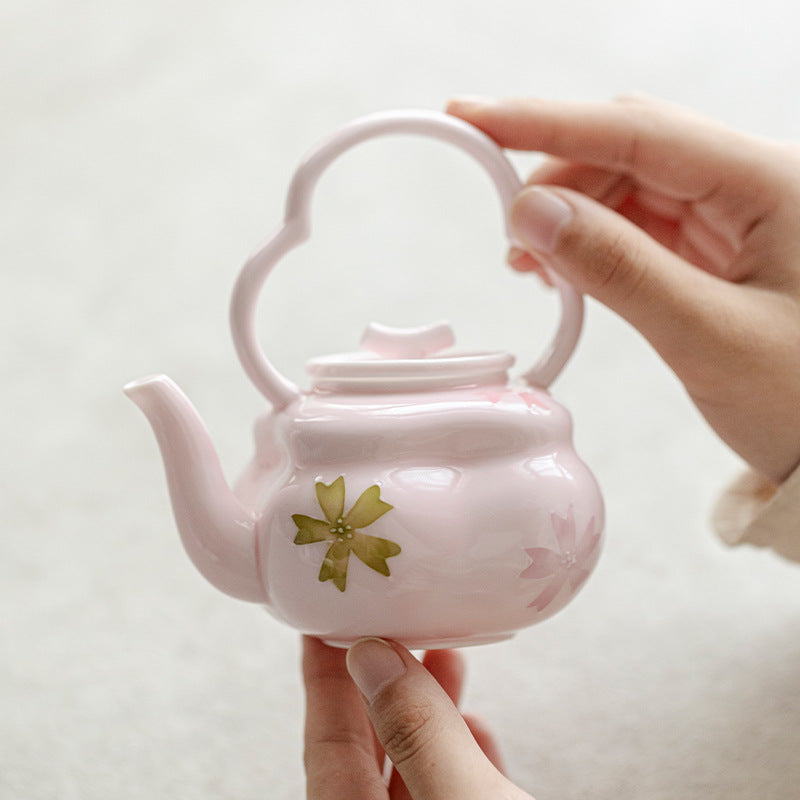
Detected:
left=521, top=508, right=601, bottom=611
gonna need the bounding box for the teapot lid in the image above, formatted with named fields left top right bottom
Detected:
left=306, top=322, right=514, bottom=392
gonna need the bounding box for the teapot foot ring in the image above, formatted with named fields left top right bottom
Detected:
left=320, top=632, right=515, bottom=650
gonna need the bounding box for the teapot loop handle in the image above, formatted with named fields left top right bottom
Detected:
left=230, top=109, right=584, bottom=409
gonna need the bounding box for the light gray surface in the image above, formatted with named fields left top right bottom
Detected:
left=3, top=1, right=800, bottom=798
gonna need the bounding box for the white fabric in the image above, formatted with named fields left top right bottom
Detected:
left=714, top=465, right=800, bottom=563
left=5, top=2, right=800, bottom=799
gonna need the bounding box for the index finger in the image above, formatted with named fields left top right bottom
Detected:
left=302, top=636, right=388, bottom=800
left=447, top=94, right=773, bottom=202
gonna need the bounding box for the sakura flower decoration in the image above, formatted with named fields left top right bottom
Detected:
left=521, top=508, right=601, bottom=611
left=292, top=476, right=401, bottom=592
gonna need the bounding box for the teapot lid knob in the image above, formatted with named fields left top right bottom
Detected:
left=360, top=321, right=456, bottom=359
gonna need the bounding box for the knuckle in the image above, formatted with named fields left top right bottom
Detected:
left=606, top=103, right=645, bottom=171
left=591, top=231, right=646, bottom=300
left=304, top=728, right=374, bottom=772
left=306, top=724, right=363, bottom=753
left=381, top=701, right=438, bottom=767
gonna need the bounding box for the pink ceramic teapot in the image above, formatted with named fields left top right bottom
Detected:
left=126, top=110, right=603, bottom=648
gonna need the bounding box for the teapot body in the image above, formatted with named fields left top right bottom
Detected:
left=126, top=110, right=605, bottom=650
left=243, top=382, right=603, bottom=648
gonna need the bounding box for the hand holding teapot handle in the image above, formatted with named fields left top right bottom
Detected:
left=448, top=94, right=800, bottom=485
left=230, top=110, right=584, bottom=409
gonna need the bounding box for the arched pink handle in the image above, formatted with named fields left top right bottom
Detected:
left=230, top=109, right=583, bottom=409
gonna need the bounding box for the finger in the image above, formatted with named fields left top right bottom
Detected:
left=448, top=94, right=773, bottom=206
left=507, top=248, right=554, bottom=287
left=510, top=159, right=631, bottom=275
left=512, top=185, right=800, bottom=481
left=613, top=194, right=738, bottom=277
left=508, top=185, right=740, bottom=377
left=302, top=637, right=387, bottom=800
left=389, top=710, right=510, bottom=799
left=508, top=246, right=542, bottom=272
left=346, top=638, right=515, bottom=800
left=510, top=160, right=627, bottom=276
left=421, top=649, right=465, bottom=706
left=524, top=162, right=741, bottom=277
left=387, top=649, right=468, bottom=799
left=448, top=94, right=787, bottom=255
left=464, top=714, right=507, bottom=775
left=526, top=158, right=633, bottom=210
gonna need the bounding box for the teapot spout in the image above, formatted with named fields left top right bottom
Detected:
left=124, top=375, right=265, bottom=602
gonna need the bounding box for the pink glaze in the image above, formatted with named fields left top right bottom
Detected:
left=125, top=110, right=603, bottom=648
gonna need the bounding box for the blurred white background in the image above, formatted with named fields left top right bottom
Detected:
left=3, top=1, right=800, bottom=797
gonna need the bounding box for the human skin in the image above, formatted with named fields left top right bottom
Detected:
left=448, top=94, right=800, bottom=486
left=302, top=636, right=525, bottom=800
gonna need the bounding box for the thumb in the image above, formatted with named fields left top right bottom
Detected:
left=510, top=186, right=731, bottom=371
left=346, top=638, right=514, bottom=800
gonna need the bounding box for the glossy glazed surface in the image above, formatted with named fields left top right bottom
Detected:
left=237, top=383, right=604, bottom=647
left=125, top=110, right=603, bottom=648
left=229, top=110, right=584, bottom=407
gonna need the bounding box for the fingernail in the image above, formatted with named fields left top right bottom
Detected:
left=346, top=638, right=406, bottom=703
left=507, top=246, right=538, bottom=271
left=448, top=95, right=497, bottom=112
left=511, top=187, right=573, bottom=255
